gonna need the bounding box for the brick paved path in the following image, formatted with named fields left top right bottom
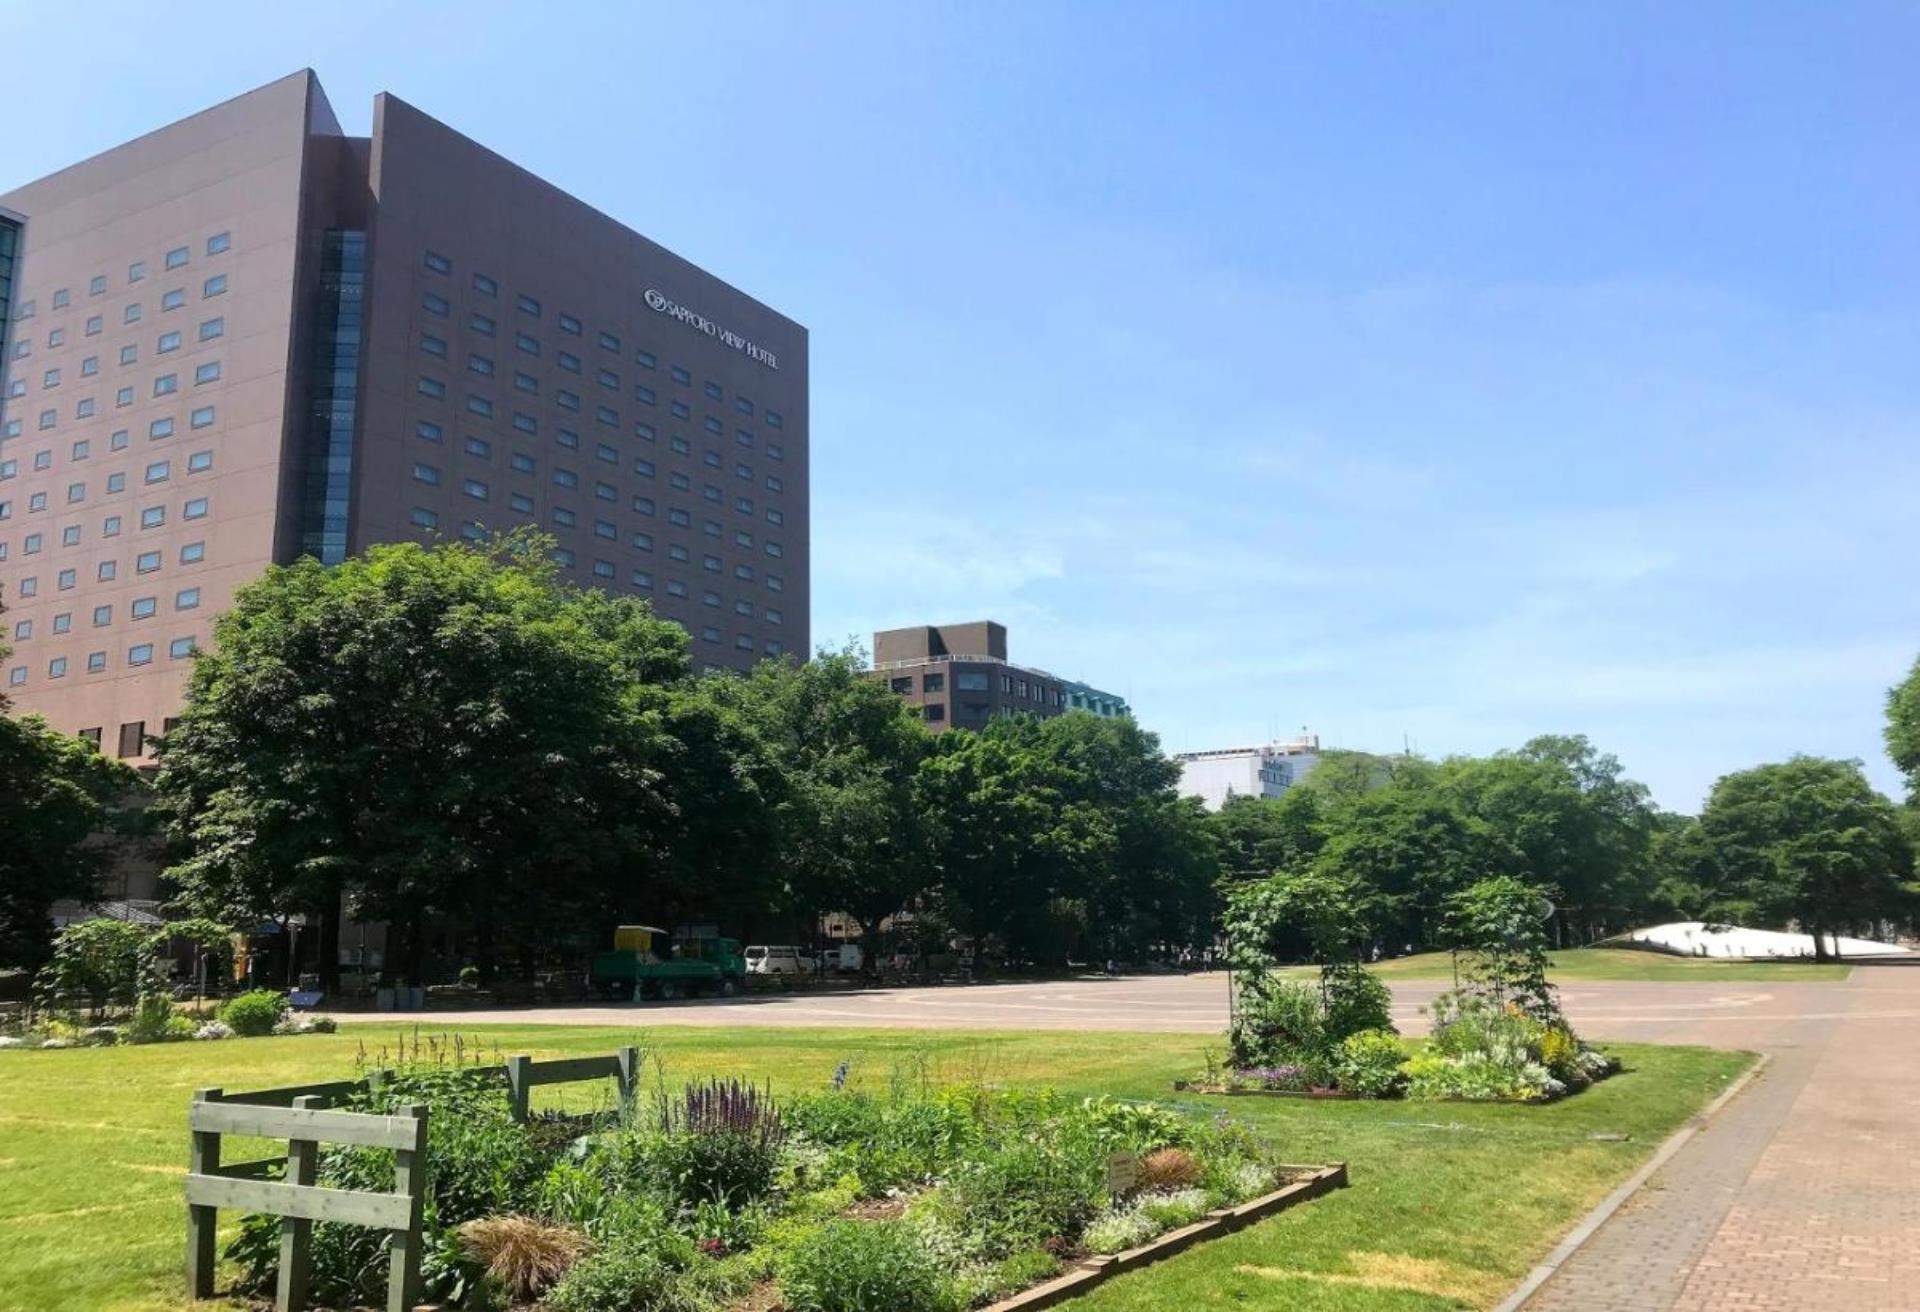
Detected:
left=1523, top=963, right=1920, bottom=1311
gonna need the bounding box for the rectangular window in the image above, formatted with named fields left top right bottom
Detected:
left=175, top=587, right=201, bottom=609
left=559, top=313, right=582, bottom=335
left=180, top=541, right=205, bottom=563
left=131, top=597, right=157, bottom=619
left=424, top=250, right=452, bottom=274
left=202, top=273, right=228, bottom=298
left=420, top=332, right=448, bottom=357
left=410, top=507, right=439, bottom=529
left=198, top=317, right=224, bottom=341
left=165, top=246, right=189, bottom=269
left=136, top=551, right=161, bottom=573
left=162, top=288, right=186, bottom=311
left=416, top=419, right=444, bottom=444
left=129, top=643, right=155, bottom=667
left=190, top=406, right=215, bottom=429
left=158, top=330, right=182, bottom=353
left=206, top=231, right=231, bottom=255
left=187, top=450, right=213, bottom=473
left=183, top=498, right=208, bottom=519
left=423, top=291, right=449, bottom=317
left=194, top=361, right=221, bottom=385
left=472, top=271, right=498, bottom=296
left=169, top=637, right=196, bottom=659
left=413, top=463, right=442, bottom=485
left=516, top=294, right=541, bottom=316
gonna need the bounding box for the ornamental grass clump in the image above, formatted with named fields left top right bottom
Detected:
left=455, top=1214, right=588, bottom=1301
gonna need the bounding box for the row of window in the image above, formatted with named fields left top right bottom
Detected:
left=2, top=538, right=208, bottom=593
left=11, top=586, right=202, bottom=640
left=11, top=280, right=228, bottom=363
left=7, top=377, right=221, bottom=438
left=411, top=369, right=788, bottom=462
left=11, top=315, right=227, bottom=391
left=2, top=462, right=215, bottom=523
left=892, top=670, right=1064, bottom=706
left=418, top=253, right=786, bottom=431
left=10, top=231, right=230, bottom=325
left=406, top=458, right=785, bottom=542
left=6, top=634, right=198, bottom=688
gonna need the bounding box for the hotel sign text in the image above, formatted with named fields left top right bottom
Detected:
left=643, top=289, right=779, bottom=370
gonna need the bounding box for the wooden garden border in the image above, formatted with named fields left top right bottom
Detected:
left=185, top=1089, right=428, bottom=1312
left=184, top=1047, right=639, bottom=1311
left=981, top=1163, right=1348, bottom=1312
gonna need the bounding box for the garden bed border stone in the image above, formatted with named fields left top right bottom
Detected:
left=979, top=1162, right=1347, bottom=1311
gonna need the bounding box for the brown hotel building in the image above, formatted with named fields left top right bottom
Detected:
left=0, top=71, right=809, bottom=760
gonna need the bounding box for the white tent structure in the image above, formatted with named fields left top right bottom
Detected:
left=1598, top=920, right=1911, bottom=960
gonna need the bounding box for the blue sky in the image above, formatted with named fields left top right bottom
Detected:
left=8, top=2, right=1916, bottom=810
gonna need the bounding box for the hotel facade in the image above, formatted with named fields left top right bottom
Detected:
left=0, top=71, right=808, bottom=759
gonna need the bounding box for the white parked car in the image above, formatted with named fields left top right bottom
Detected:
left=744, top=945, right=817, bottom=976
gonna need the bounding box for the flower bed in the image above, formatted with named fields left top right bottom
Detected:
left=221, top=1053, right=1336, bottom=1311
left=1, top=988, right=333, bottom=1049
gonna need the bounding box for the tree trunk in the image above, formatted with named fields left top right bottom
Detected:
left=316, top=890, right=342, bottom=995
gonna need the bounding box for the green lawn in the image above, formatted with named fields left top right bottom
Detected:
left=0, top=1026, right=1751, bottom=1312
left=1294, top=947, right=1852, bottom=983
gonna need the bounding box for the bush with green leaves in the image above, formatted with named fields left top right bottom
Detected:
left=1230, top=977, right=1326, bottom=1069
left=935, top=1136, right=1104, bottom=1259
left=1334, top=1028, right=1407, bottom=1098
left=778, top=1219, right=962, bottom=1312
left=33, top=918, right=164, bottom=1017
left=122, top=993, right=179, bottom=1044
left=227, top=1064, right=542, bottom=1306
left=218, top=988, right=287, bottom=1037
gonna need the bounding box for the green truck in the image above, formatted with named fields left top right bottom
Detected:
left=590, top=925, right=746, bottom=1000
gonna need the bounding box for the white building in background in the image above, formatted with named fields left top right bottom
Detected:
left=1174, top=734, right=1321, bottom=811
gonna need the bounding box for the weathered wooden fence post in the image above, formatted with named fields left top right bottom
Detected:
left=275, top=1095, right=322, bottom=1312
left=186, top=1087, right=223, bottom=1298
left=386, top=1102, right=428, bottom=1312
left=615, top=1045, right=640, bottom=1118
left=505, top=1054, right=532, bottom=1122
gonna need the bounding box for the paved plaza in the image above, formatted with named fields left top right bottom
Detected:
left=337, top=965, right=1920, bottom=1310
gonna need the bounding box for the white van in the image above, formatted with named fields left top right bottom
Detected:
left=744, top=945, right=816, bottom=976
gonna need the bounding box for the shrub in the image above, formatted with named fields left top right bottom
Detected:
left=1402, top=1051, right=1555, bottom=1102
left=1334, top=1029, right=1407, bottom=1098
left=192, top=1020, right=232, bottom=1041
left=779, top=1219, right=960, bottom=1312
left=1076, top=1096, right=1189, bottom=1154
left=456, top=1215, right=588, bottom=1301
left=544, top=1226, right=701, bottom=1312
left=1320, top=963, right=1394, bottom=1044
left=937, top=1139, right=1102, bottom=1258
left=1230, top=978, right=1324, bottom=1068
left=1136, top=1147, right=1200, bottom=1191
left=219, top=988, right=287, bottom=1037
left=124, top=993, right=178, bottom=1044
left=1082, top=1203, right=1158, bottom=1255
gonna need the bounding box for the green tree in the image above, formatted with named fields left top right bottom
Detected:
left=1436, top=735, right=1658, bottom=943
left=722, top=648, right=937, bottom=961
left=1887, top=654, right=1920, bottom=799
left=1208, top=789, right=1326, bottom=881
left=1310, top=785, right=1519, bottom=950
left=1692, top=757, right=1914, bottom=960
left=0, top=701, right=142, bottom=970
left=153, top=535, right=692, bottom=987
left=34, top=918, right=163, bottom=1018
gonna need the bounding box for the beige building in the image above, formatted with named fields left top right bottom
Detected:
left=0, top=71, right=809, bottom=760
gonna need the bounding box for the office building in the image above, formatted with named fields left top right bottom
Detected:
left=1175, top=733, right=1321, bottom=810
left=872, top=620, right=1073, bottom=731
left=0, top=71, right=808, bottom=760
left=1062, top=678, right=1130, bottom=719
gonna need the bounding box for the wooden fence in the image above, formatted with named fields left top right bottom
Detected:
left=184, top=1046, right=639, bottom=1312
